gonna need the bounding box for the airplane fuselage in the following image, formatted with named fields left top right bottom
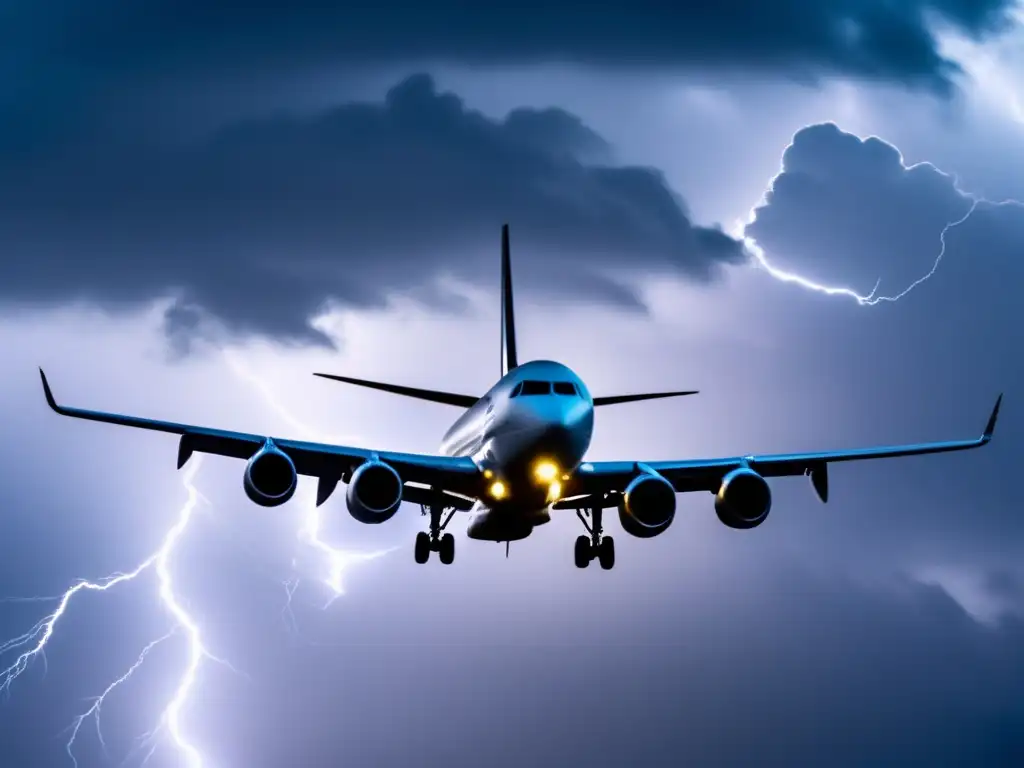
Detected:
left=439, top=360, right=594, bottom=542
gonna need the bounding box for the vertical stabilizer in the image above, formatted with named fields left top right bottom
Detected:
left=500, top=223, right=519, bottom=377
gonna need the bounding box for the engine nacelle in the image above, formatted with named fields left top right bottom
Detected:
left=346, top=460, right=403, bottom=524
left=714, top=467, right=772, bottom=529
left=243, top=443, right=298, bottom=507
left=617, top=472, right=676, bottom=539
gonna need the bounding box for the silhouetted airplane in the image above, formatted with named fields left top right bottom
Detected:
left=39, top=225, right=1002, bottom=569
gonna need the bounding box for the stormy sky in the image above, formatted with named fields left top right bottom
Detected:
left=0, top=2, right=1022, bottom=766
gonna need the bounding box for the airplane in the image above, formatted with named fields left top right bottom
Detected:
left=39, top=224, right=1002, bottom=570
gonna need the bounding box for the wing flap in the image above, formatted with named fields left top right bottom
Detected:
left=401, top=483, right=476, bottom=511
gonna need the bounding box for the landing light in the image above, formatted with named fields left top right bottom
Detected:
left=489, top=480, right=507, bottom=500
left=547, top=481, right=562, bottom=503
left=533, top=460, right=559, bottom=484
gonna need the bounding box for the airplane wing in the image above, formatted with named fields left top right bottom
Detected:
left=559, top=394, right=1002, bottom=505
left=38, top=369, right=482, bottom=502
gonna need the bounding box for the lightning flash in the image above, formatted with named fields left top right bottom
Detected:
left=222, top=352, right=397, bottom=605
left=1, top=355, right=394, bottom=767
left=738, top=132, right=1023, bottom=305
left=0, top=459, right=213, bottom=768
left=2, top=126, right=1014, bottom=767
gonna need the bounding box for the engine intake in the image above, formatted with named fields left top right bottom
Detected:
left=347, top=460, right=403, bottom=524
left=617, top=472, right=676, bottom=539
left=243, top=444, right=298, bottom=507
left=715, top=468, right=771, bottom=529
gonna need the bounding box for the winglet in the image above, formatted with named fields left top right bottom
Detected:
left=983, top=393, right=1003, bottom=441
left=39, top=368, right=61, bottom=413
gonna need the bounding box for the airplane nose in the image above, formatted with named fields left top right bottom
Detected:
left=512, top=396, right=593, bottom=458
left=537, top=399, right=592, bottom=457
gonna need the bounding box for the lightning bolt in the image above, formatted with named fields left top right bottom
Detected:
left=2, top=352, right=396, bottom=767
left=0, top=458, right=218, bottom=768
left=736, top=128, right=1024, bottom=305
left=221, top=352, right=397, bottom=609
left=20, top=125, right=1006, bottom=767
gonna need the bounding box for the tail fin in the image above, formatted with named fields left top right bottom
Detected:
left=501, top=223, right=519, bottom=377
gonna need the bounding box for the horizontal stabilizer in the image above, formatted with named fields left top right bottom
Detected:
left=313, top=372, right=480, bottom=408
left=592, top=390, right=699, bottom=407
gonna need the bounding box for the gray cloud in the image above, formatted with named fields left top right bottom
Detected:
left=3, top=0, right=1018, bottom=121
left=738, top=121, right=1023, bottom=560
left=0, top=74, right=745, bottom=347
left=192, top=558, right=1024, bottom=767
left=741, top=121, right=1024, bottom=346
left=744, top=122, right=976, bottom=295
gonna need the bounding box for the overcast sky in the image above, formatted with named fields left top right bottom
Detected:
left=0, top=3, right=1022, bottom=767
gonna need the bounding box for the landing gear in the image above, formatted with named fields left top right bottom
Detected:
left=574, top=507, right=615, bottom=570
left=438, top=533, right=455, bottom=565
left=414, top=495, right=457, bottom=565
left=574, top=535, right=590, bottom=568
left=414, top=531, right=430, bottom=564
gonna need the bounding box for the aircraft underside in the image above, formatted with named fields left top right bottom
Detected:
left=410, top=496, right=617, bottom=570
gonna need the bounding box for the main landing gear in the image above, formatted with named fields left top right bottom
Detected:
left=414, top=500, right=457, bottom=565
left=575, top=506, right=614, bottom=570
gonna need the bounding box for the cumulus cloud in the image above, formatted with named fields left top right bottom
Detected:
left=744, top=122, right=977, bottom=295
left=0, top=74, right=746, bottom=347
left=738, top=120, right=1022, bottom=566
left=741, top=121, right=1024, bottom=328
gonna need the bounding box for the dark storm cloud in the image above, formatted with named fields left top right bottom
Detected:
left=986, top=568, right=1024, bottom=600
left=744, top=122, right=976, bottom=294
left=226, top=559, right=1024, bottom=767
left=4, top=0, right=1018, bottom=105
left=741, top=121, right=1023, bottom=555
left=741, top=121, right=1024, bottom=329
left=0, top=74, right=746, bottom=346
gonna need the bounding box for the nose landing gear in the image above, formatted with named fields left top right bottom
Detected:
left=414, top=499, right=457, bottom=565
left=574, top=506, right=614, bottom=570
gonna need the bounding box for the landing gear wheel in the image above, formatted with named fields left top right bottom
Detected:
left=417, top=491, right=457, bottom=565
left=575, top=506, right=614, bottom=570
left=574, top=535, right=592, bottom=569
left=439, top=533, right=456, bottom=565
left=598, top=536, right=615, bottom=570
left=414, top=531, right=430, bottom=564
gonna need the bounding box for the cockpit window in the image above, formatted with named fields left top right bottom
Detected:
left=553, top=381, right=577, bottom=396
left=517, top=380, right=551, bottom=396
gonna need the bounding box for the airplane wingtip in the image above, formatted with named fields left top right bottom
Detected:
left=984, top=393, right=1003, bottom=440
left=39, top=368, right=58, bottom=411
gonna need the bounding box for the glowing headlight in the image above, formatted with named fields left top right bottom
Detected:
left=489, top=480, right=508, bottom=499
left=546, top=480, right=562, bottom=503
left=533, top=460, right=559, bottom=484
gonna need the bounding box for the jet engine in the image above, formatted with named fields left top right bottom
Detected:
left=347, top=460, right=403, bottom=524
left=714, top=467, right=772, bottom=529
left=243, top=444, right=298, bottom=507
left=617, top=472, right=676, bottom=538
